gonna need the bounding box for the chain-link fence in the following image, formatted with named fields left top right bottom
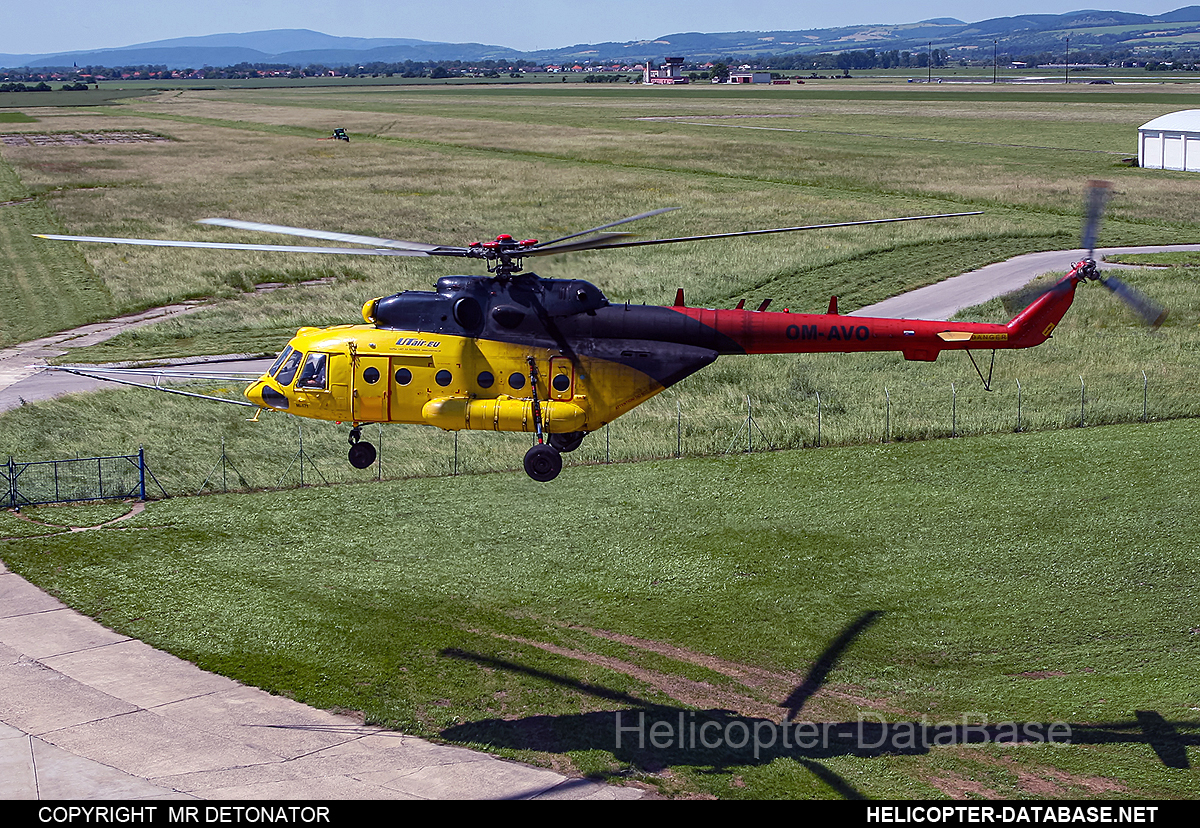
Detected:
left=7, top=370, right=1195, bottom=500
left=182, top=367, right=1198, bottom=493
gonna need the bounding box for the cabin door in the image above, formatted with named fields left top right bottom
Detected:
left=352, top=356, right=391, bottom=422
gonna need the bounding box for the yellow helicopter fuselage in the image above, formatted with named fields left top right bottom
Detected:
left=244, top=322, right=670, bottom=436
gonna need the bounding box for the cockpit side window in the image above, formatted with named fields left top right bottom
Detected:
left=268, top=346, right=294, bottom=378
left=276, top=350, right=304, bottom=386
left=296, top=353, right=328, bottom=390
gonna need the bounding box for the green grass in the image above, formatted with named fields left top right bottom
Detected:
left=3, top=421, right=1197, bottom=798
left=1106, top=252, right=1200, bottom=267
left=0, top=112, right=37, bottom=123
left=0, top=155, right=113, bottom=345
left=0, top=89, right=150, bottom=107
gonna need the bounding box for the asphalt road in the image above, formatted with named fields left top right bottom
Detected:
left=851, top=244, right=1200, bottom=319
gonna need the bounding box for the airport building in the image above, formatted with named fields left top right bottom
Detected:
left=643, top=58, right=688, bottom=84
left=1138, top=110, right=1200, bottom=172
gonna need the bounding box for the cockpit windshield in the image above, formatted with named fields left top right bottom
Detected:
left=275, top=350, right=304, bottom=386
left=268, top=346, right=294, bottom=378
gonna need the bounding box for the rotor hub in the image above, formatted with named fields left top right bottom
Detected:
left=468, top=235, right=541, bottom=277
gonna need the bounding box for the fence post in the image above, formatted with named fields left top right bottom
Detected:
left=377, top=424, right=383, bottom=481
left=816, top=392, right=822, bottom=447
left=5, top=457, right=13, bottom=510
left=1015, top=378, right=1023, bottom=433
left=747, top=396, right=753, bottom=453
left=676, top=399, right=682, bottom=458
left=884, top=387, right=890, bottom=443
left=951, top=383, right=957, bottom=437
left=1079, top=375, right=1085, bottom=427
left=1142, top=370, right=1148, bottom=423
left=139, top=446, right=147, bottom=501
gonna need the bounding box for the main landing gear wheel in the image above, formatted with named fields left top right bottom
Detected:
left=348, top=442, right=376, bottom=469
left=548, top=431, right=585, bottom=453
left=523, top=443, right=562, bottom=482
left=347, top=426, right=376, bottom=469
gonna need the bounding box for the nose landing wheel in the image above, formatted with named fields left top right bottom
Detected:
left=348, top=426, right=377, bottom=469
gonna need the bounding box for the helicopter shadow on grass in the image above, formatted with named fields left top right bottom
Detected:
left=439, top=611, right=1197, bottom=797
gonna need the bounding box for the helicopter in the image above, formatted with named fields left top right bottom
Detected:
left=38, top=182, right=1164, bottom=482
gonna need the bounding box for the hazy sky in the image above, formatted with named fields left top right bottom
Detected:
left=0, top=1, right=1183, bottom=55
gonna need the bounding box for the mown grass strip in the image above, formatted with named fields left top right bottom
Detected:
left=2, top=420, right=1197, bottom=799
left=0, top=157, right=113, bottom=345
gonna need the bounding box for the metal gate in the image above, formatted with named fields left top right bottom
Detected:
left=3, top=448, right=163, bottom=508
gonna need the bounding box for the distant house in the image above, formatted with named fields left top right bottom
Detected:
left=643, top=57, right=689, bottom=84
left=728, top=72, right=772, bottom=84
left=1138, top=110, right=1200, bottom=172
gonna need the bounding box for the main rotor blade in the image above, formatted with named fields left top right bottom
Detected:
left=48, top=367, right=257, bottom=407
left=523, top=232, right=635, bottom=256
left=535, top=207, right=682, bottom=248
left=529, top=212, right=983, bottom=254
left=1081, top=180, right=1112, bottom=259
left=35, top=234, right=438, bottom=256
left=197, top=218, right=465, bottom=254
left=1100, top=274, right=1168, bottom=327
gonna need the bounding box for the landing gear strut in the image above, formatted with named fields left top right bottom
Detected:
left=521, top=356, right=564, bottom=482
left=347, top=425, right=376, bottom=469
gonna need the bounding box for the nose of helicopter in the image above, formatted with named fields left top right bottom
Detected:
left=245, top=380, right=265, bottom=407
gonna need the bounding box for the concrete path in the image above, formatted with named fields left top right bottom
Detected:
left=0, top=303, right=203, bottom=383
left=0, top=558, right=642, bottom=800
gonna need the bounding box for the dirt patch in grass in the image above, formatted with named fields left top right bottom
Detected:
left=0, top=131, right=169, bottom=147
left=972, top=752, right=1130, bottom=797
left=473, top=621, right=899, bottom=722
left=925, top=770, right=1001, bottom=799
left=479, top=629, right=785, bottom=719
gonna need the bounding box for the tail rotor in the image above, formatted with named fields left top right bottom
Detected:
left=1081, top=180, right=1168, bottom=328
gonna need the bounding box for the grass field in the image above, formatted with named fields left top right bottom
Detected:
left=2, top=81, right=1199, bottom=798
left=2, top=421, right=1197, bottom=799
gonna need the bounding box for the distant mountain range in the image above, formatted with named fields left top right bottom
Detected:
left=5, top=8, right=1200, bottom=69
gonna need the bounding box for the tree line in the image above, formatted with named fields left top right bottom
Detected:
left=6, top=46, right=1200, bottom=88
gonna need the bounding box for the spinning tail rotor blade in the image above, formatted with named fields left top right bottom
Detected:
left=1081, top=180, right=1112, bottom=259
left=1099, top=274, right=1169, bottom=328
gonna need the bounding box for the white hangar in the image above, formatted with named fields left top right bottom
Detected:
left=1138, top=110, right=1200, bottom=171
